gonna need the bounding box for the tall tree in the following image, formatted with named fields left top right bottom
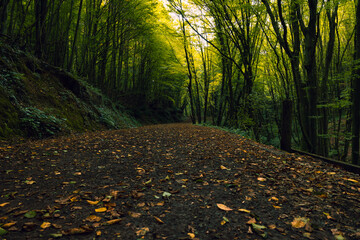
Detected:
left=0, top=0, right=9, bottom=35
left=352, top=0, right=360, bottom=165
left=35, top=0, right=48, bottom=58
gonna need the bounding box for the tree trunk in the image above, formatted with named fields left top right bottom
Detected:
left=35, top=0, right=48, bottom=59
left=319, top=3, right=338, bottom=157
left=68, top=0, right=83, bottom=71
left=352, top=0, right=360, bottom=165
left=0, top=0, right=9, bottom=35
left=280, top=99, right=293, bottom=151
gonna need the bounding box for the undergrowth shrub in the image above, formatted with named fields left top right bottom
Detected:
left=20, top=107, right=64, bottom=138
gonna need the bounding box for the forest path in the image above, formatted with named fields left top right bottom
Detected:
left=0, top=123, right=359, bottom=239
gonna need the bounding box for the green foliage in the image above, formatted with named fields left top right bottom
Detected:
left=97, top=106, right=140, bottom=129
left=0, top=87, right=20, bottom=139
left=20, top=107, right=65, bottom=139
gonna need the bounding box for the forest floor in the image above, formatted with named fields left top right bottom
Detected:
left=0, top=123, right=360, bottom=240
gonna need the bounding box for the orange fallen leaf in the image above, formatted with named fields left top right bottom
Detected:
left=216, top=203, right=233, bottom=211
left=323, top=212, right=333, bottom=219
left=86, top=215, right=102, bottom=222
left=188, top=232, right=196, bottom=238
left=220, top=165, right=229, bottom=170
left=273, top=205, right=282, bottom=209
left=343, top=178, right=358, bottom=183
left=268, top=197, right=279, bottom=202
left=2, top=222, right=16, bottom=228
left=106, top=219, right=122, bottom=225
left=291, top=217, right=308, bottom=228
left=40, top=222, right=51, bottom=229
left=95, top=207, right=107, bottom=213
left=96, top=230, right=101, bottom=236
left=246, top=218, right=256, bottom=224
left=129, top=212, right=141, bottom=218
left=0, top=202, right=10, bottom=207
left=257, top=177, right=266, bottom=182
left=87, top=200, right=100, bottom=205
left=154, top=216, right=164, bottom=224
left=136, top=227, right=149, bottom=236
left=70, top=196, right=78, bottom=202
left=268, top=224, right=276, bottom=229
left=63, top=228, right=87, bottom=235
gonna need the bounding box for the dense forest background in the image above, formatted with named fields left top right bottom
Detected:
left=0, top=0, right=359, bottom=165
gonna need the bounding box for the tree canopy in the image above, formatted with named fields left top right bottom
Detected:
left=0, top=0, right=359, bottom=165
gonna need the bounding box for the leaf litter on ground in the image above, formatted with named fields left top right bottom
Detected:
left=0, top=123, right=359, bottom=239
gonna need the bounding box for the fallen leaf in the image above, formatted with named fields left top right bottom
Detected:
left=136, top=227, right=149, bottom=236
left=273, top=205, right=282, bottom=209
left=52, top=224, right=62, bottom=229
left=334, top=235, right=345, bottom=240
left=62, top=228, right=87, bottom=235
left=217, top=203, right=233, bottom=211
left=0, top=202, right=10, bottom=207
left=188, top=232, right=196, bottom=238
left=87, top=200, right=100, bottom=205
left=2, top=222, right=16, bottom=228
left=154, top=216, right=164, bottom=224
left=24, top=210, right=37, bottom=218
left=238, top=208, right=251, bottom=213
left=96, top=230, right=101, bottom=236
left=49, top=233, right=63, bottom=238
left=268, top=197, right=279, bottom=202
left=25, top=180, right=35, bottom=185
left=291, top=217, right=308, bottom=228
left=129, top=212, right=141, bottom=218
left=40, top=222, right=51, bottom=229
left=137, top=202, right=146, bottom=207
left=343, top=178, right=358, bottom=183
left=220, top=165, right=229, bottom=170
left=246, top=218, right=256, bottom=224
left=257, top=177, right=266, bottom=182
left=303, top=232, right=311, bottom=238
left=106, top=219, right=122, bottom=225
left=144, top=179, right=152, bottom=185
left=136, top=168, right=145, bottom=174
left=323, top=212, right=333, bottom=219
left=86, top=215, right=102, bottom=222
left=162, top=192, right=171, bottom=197
left=251, top=223, right=267, bottom=232
left=0, top=227, right=8, bottom=236
left=331, top=228, right=345, bottom=240
left=268, top=224, right=276, bottom=229
left=70, top=196, right=78, bottom=202
left=95, top=207, right=107, bottom=213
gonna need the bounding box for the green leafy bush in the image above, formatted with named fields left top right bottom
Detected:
left=20, top=107, right=64, bottom=138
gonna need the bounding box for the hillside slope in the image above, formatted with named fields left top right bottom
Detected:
left=0, top=41, right=139, bottom=140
